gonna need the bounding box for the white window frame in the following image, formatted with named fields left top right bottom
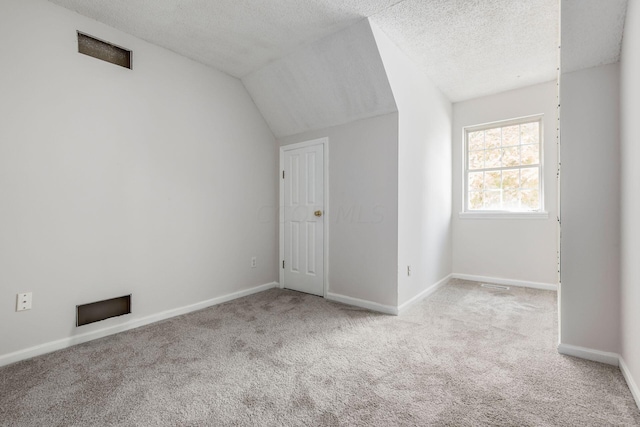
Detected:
left=460, top=114, right=548, bottom=220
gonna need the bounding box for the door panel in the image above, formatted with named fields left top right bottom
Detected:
left=283, top=144, right=324, bottom=296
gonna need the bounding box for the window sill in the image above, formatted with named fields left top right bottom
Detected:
left=458, top=211, right=549, bottom=220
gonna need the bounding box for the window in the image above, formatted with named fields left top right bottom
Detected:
left=464, top=116, right=543, bottom=215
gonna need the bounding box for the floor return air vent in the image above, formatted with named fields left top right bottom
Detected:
left=480, top=283, right=510, bottom=291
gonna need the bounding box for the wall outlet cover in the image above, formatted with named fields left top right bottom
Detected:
left=16, top=292, right=32, bottom=312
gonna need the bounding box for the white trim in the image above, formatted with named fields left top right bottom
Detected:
left=620, top=356, right=640, bottom=410
left=398, top=274, right=452, bottom=313
left=452, top=273, right=557, bottom=291
left=464, top=114, right=547, bottom=132
left=279, top=137, right=329, bottom=297
left=326, top=292, right=398, bottom=315
left=459, top=211, right=549, bottom=220
left=0, top=282, right=278, bottom=368
left=555, top=347, right=639, bottom=410
left=557, top=343, right=619, bottom=366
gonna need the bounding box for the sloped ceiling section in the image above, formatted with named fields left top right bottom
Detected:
left=561, top=0, right=628, bottom=74
left=48, top=0, right=561, bottom=103
left=47, top=0, right=399, bottom=78
left=242, top=19, right=396, bottom=138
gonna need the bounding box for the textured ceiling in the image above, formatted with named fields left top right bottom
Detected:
left=561, top=0, right=628, bottom=74
left=46, top=0, right=620, bottom=102
left=371, top=0, right=559, bottom=101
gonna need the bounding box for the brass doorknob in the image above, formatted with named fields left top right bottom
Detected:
left=314, top=210, right=323, bottom=217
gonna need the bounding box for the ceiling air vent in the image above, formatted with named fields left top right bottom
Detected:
left=77, top=32, right=132, bottom=69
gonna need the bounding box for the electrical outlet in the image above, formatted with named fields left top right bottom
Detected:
left=407, top=266, right=411, bottom=276
left=16, top=292, right=32, bottom=312
left=251, top=257, right=257, bottom=268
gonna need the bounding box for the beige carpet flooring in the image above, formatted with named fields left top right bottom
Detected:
left=1, top=279, right=639, bottom=426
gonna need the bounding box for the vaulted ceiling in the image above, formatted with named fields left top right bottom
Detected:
left=47, top=0, right=626, bottom=102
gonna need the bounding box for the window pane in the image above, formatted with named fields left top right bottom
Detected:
left=485, top=148, right=501, bottom=168
left=469, top=172, right=483, bottom=191
left=486, top=128, right=501, bottom=149
left=521, top=168, right=539, bottom=189
left=485, top=171, right=501, bottom=189
left=502, top=125, right=519, bottom=146
left=502, top=169, right=519, bottom=189
left=483, top=190, right=501, bottom=209
left=468, top=131, right=484, bottom=151
left=501, top=146, right=520, bottom=167
left=521, top=144, right=539, bottom=165
left=520, top=122, right=539, bottom=145
left=469, top=191, right=484, bottom=209
left=520, top=189, right=540, bottom=210
left=469, top=150, right=484, bottom=170
left=504, top=189, right=519, bottom=209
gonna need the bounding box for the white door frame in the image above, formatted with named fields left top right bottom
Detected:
left=279, top=137, right=329, bottom=297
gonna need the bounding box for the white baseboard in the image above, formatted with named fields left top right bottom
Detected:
left=398, top=274, right=452, bottom=313
left=557, top=343, right=619, bottom=366
left=620, top=356, right=640, bottom=410
left=325, top=292, right=398, bottom=315
left=558, top=346, right=640, bottom=410
left=0, top=282, right=278, bottom=368
left=452, top=273, right=557, bottom=291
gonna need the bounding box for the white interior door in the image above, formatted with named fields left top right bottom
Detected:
left=282, top=143, right=324, bottom=296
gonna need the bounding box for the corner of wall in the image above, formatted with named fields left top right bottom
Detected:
left=620, top=0, right=640, bottom=408
left=370, top=19, right=453, bottom=307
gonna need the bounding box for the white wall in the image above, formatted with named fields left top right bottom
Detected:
left=371, top=23, right=453, bottom=306
left=275, top=19, right=452, bottom=310
left=559, top=63, right=620, bottom=352
left=278, top=114, right=399, bottom=307
left=451, top=82, right=558, bottom=286
left=0, top=0, right=276, bottom=359
left=620, top=0, right=640, bottom=398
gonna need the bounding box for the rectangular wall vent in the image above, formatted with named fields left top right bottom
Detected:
left=77, top=32, right=132, bottom=69
left=77, top=294, right=131, bottom=327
